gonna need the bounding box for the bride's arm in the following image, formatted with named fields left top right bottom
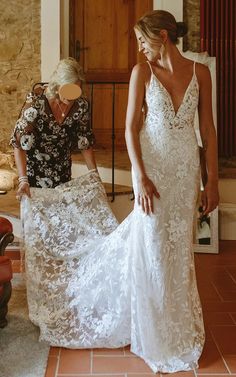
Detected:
left=125, top=64, right=159, bottom=215
left=197, top=63, right=219, bottom=215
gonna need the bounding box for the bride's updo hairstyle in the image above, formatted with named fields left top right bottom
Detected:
left=46, top=57, right=85, bottom=99
left=135, top=10, right=188, bottom=46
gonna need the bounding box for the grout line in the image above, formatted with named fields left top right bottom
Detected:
left=90, top=349, right=93, bottom=374
left=208, top=328, right=232, bottom=374
left=225, top=267, right=236, bottom=285
left=229, top=312, right=236, bottom=324
left=211, top=281, right=226, bottom=302
left=54, top=347, right=61, bottom=377
left=123, top=373, right=153, bottom=375
left=93, top=354, right=138, bottom=358
left=57, top=372, right=127, bottom=377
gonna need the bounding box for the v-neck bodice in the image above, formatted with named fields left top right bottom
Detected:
left=151, top=73, right=195, bottom=117
left=145, top=61, right=199, bottom=127
left=139, top=59, right=200, bottom=169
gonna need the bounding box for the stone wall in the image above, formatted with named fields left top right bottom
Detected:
left=0, top=0, right=40, bottom=153
left=183, top=0, right=201, bottom=52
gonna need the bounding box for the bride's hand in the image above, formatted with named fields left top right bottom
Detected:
left=201, top=181, right=219, bottom=215
left=137, top=175, right=160, bottom=215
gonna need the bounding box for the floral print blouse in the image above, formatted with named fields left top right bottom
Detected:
left=10, top=90, right=95, bottom=188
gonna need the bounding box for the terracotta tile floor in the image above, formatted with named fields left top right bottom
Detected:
left=7, top=240, right=236, bottom=377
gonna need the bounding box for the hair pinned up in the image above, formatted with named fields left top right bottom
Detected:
left=135, top=10, right=188, bottom=45
left=176, top=22, right=188, bottom=38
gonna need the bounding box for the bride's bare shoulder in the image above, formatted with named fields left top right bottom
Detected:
left=195, top=62, right=211, bottom=86
left=131, top=62, right=152, bottom=84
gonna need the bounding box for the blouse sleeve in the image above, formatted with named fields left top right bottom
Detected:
left=76, top=97, right=95, bottom=150
left=9, top=91, right=39, bottom=150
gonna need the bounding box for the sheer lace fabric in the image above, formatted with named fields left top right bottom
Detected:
left=21, top=61, right=205, bottom=373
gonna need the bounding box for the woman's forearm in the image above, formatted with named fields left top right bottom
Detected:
left=14, top=147, right=27, bottom=177
left=81, top=147, right=97, bottom=170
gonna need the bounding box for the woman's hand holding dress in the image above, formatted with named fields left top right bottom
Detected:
left=16, top=181, right=31, bottom=200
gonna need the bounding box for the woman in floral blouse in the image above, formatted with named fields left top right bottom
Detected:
left=10, top=57, right=97, bottom=199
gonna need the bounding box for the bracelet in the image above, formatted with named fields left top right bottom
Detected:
left=18, top=181, right=30, bottom=186
left=18, top=175, right=28, bottom=183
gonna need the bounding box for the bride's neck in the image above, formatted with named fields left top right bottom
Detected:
left=157, top=44, right=184, bottom=73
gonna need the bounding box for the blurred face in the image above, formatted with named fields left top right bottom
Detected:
left=58, top=81, right=81, bottom=104
left=135, top=29, right=162, bottom=62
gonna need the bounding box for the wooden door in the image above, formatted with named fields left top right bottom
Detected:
left=70, top=0, right=152, bottom=149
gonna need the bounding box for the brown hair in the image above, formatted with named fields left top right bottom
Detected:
left=135, top=10, right=187, bottom=45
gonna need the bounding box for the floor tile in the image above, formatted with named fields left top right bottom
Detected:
left=218, top=290, right=236, bottom=301
left=201, top=301, right=236, bottom=312
left=223, top=355, right=236, bottom=373
left=227, top=266, right=236, bottom=281
left=198, top=340, right=229, bottom=373
left=197, top=282, right=222, bottom=301
left=92, top=355, right=151, bottom=373
left=231, top=312, right=236, bottom=323
left=213, top=273, right=236, bottom=293
left=210, top=326, right=236, bottom=355
left=58, top=375, right=125, bottom=377
left=127, top=372, right=159, bottom=377
left=49, top=346, right=61, bottom=356
left=203, top=312, right=235, bottom=325
left=209, top=269, right=236, bottom=291
left=58, top=349, right=91, bottom=374
left=197, top=375, right=231, bottom=377
left=44, top=356, right=58, bottom=377
left=93, top=347, right=125, bottom=355
left=161, top=373, right=194, bottom=377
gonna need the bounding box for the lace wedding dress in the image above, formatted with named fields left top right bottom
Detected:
left=21, top=61, right=205, bottom=373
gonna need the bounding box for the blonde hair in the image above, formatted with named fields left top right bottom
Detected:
left=135, top=10, right=187, bottom=46
left=46, top=57, right=85, bottom=99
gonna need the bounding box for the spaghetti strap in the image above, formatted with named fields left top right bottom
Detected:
left=193, top=61, right=196, bottom=75
left=146, top=60, right=153, bottom=74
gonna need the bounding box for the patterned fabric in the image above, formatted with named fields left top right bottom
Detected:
left=21, top=61, right=205, bottom=373
left=10, top=91, right=95, bottom=188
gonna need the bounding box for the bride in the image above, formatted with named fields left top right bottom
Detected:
left=17, top=10, right=219, bottom=374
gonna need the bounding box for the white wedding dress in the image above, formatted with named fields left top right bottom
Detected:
left=21, top=61, right=205, bottom=373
